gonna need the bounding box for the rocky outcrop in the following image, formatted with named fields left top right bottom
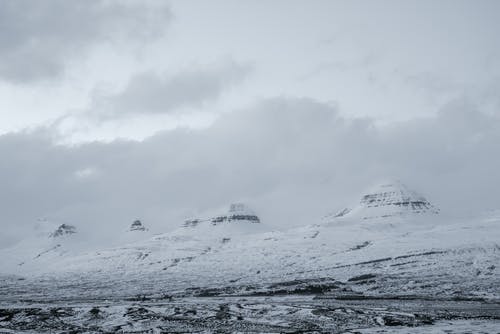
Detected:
left=183, top=203, right=261, bottom=227
left=211, top=203, right=260, bottom=224
left=49, top=224, right=77, bottom=238
left=183, top=219, right=201, bottom=228
left=129, top=220, right=147, bottom=232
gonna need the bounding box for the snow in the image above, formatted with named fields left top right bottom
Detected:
left=0, top=296, right=498, bottom=333
left=0, top=190, right=498, bottom=303
left=1, top=188, right=499, bottom=333
left=357, top=320, right=500, bottom=333
left=334, top=181, right=440, bottom=221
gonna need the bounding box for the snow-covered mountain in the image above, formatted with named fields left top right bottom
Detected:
left=129, top=220, right=148, bottom=232
left=0, top=217, right=153, bottom=274
left=49, top=223, right=77, bottom=238
left=328, top=181, right=439, bottom=220
left=1, top=184, right=499, bottom=302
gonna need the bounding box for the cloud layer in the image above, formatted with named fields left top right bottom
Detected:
left=1, top=97, right=499, bottom=247
left=1, top=1, right=499, bottom=249
left=90, top=61, right=251, bottom=119
left=0, top=0, right=171, bottom=83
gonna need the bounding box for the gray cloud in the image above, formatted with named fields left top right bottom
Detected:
left=1, top=97, right=499, bottom=248
left=89, top=61, right=251, bottom=118
left=0, top=0, right=171, bottom=83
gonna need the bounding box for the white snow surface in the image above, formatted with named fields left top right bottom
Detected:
left=1, top=184, right=499, bottom=300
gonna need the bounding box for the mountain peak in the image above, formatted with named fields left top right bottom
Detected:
left=183, top=203, right=261, bottom=227
left=49, top=224, right=77, bottom=238
left=129, top=220, right=148, bottom=232
left=213, top=203, right=260, bottom=224
left=336, top=181, right=439, bottom=220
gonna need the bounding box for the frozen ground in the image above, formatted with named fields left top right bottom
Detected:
left=0, top=296, right=499, bottom=333
left=358, top=320, right=500, bottom=333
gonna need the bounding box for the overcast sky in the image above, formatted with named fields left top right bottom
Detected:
left=1, top=0, right=500, bottom=247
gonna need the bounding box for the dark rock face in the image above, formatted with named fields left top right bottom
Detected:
left=334, top=208, right=351, bottom=218
left=360, top=193, right=435, bottom=212
left=129, top=220, right=147, bottom=232
left=211, top=203, right=261, bottom=224
left=183, top=203, right=261, bottom=227
left=211, top=214, right=260, bottom=224
left=183, top=219, right=201, bottom=227
left=347, top=274, right=377, bottom=282
left=49, top=224, right=76, bottom=238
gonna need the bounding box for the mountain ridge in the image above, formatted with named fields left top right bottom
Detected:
left=1, top=182, right=498, bottom=303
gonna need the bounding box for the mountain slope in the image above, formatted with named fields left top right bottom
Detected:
left=0, top=186, right=499, bottom=303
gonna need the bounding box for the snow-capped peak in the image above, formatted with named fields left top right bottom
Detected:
left=227, top=203, right=260, bottom=222
left=183, top=203, right=261, bottom=228
left=129, top=220, right=148, bottom=232
left=49, top=224, right=77, bottom=238
left=335, top=181, right=439, bottom=220
left=210, top=203, right=261, bottom=224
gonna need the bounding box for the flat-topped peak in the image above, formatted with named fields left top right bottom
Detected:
left=183, top=203, right=261, bottom=227
left=334, top=181, right=439, bottom=220
left=362, top=181, right=429, bottom=207
left=212, top=203, right=260, bottom=224
left=129, top=220, right=148, bottom=232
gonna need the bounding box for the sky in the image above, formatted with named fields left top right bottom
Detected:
left=1, top=0, right=500, bottom=247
